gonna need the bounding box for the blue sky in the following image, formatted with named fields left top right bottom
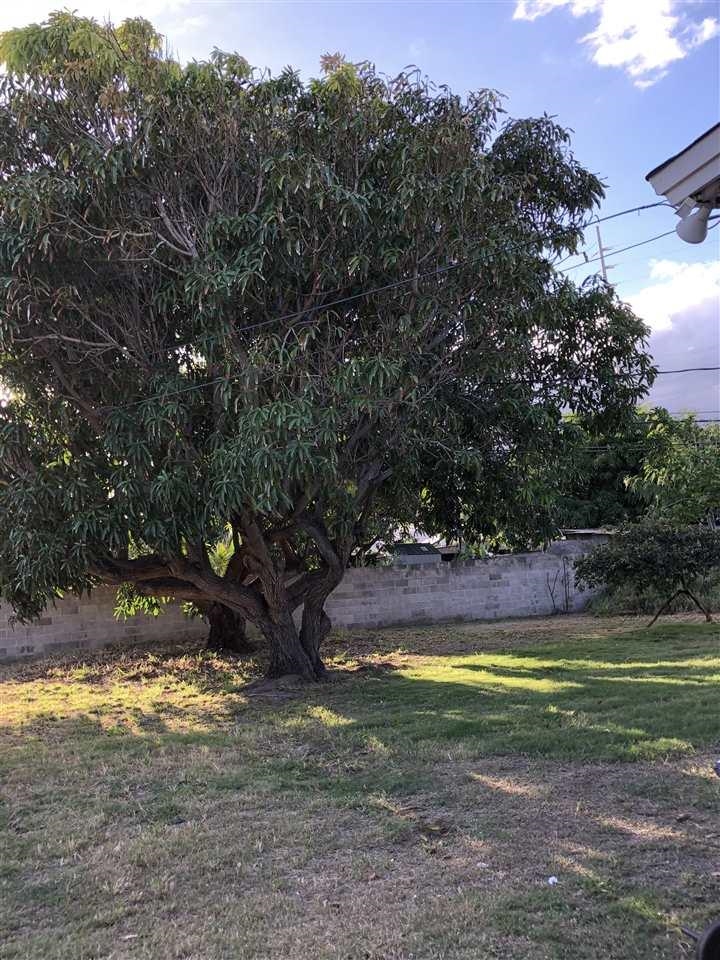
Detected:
left=2, top=0, right=719, bottom=413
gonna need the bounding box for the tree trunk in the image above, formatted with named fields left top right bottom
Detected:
left=206, top=602, right=254, bottom=655
left=647, top=589, right=684, bottom=627
left=262, top=610, right=320, bottom=681
left=300, top=599, right=332, bottom=679
left=680, top=588, right=713, bottom=622
left=298, top=571, right=343, bottom=679
left=648, top=587, right=715, bottom=627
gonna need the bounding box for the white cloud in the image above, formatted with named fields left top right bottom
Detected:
left=624, top=256, right=720, bottom=412
left=645, top=298, right=719, bottom=413
left=628, top=257, right=720, bottom=332
left=171, top=14, right=208, bottom=37
left=513, top=0, right=719, bottom=87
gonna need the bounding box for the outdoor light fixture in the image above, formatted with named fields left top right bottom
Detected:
left=646, top=124, right=720, bottom=245
left=675, top=203, right=713, bottom=244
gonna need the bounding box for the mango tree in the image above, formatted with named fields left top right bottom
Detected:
left=0, top=14, right=654, bottom=678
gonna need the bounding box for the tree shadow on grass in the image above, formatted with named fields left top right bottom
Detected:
left=0, top=636, right=265, bottom=694
left=2, top=695, right=718, bottom=960
left=4, top=621, right=717, bottom=767
left=314, top=625, right=720, bottom=762
left=2, top=622, right=719, bottom=960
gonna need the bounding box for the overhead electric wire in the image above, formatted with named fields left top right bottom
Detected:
left=120, top=217, right=696, bottom=343
left=656, top=366, right=720, bottom=375
left=563, top=216, right=720, bottom=274
left=553, top=201, right=671, bottom=267
left=588, top=201, right=670, bottom=226
left=95, top=364, right=720, bottom=414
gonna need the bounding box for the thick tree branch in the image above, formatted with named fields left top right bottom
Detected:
left=47, top=357, right=105, bottom=433
left=134, top=579, right=208, bottom=602
left=89, top=556, right=171, bottom=582
left=299, top=517, right=343, bottom=573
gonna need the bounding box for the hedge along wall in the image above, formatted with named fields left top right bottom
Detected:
left=0, top=539, right=602, bottom=661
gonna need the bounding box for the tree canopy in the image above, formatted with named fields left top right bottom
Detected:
left=0, top=13, right=654, bottom=677
left=627, top=413, right=720, bottom=528
left=552, top=410, right=654, bottom=531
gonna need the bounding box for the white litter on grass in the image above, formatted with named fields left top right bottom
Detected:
left=548, top=876, right=559, bottom=885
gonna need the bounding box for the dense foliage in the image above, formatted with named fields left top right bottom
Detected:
left=0, top=14, right=654, bottom=677
left=575, top=521, right=720, bottom=625
left=554, top=410, right=655, bottom=530
left=628, top=414, right=720, bottom=527
left=551, top=409, right=720, bottom=533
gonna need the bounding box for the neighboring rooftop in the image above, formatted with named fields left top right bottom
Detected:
left=390, top=542, right=442, bottom=566
left=390, top=543, right=441, bottom=556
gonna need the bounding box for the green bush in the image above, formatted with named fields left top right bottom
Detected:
left=588, top=570, right=720, bottom=617
left=575, top=520, right=720, bottom=625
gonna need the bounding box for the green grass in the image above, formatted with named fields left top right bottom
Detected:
left=313, top=622, right=720, bottom=763
left=1, top=615, right=719, bottom=959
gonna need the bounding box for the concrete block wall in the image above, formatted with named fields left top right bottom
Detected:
left=325, top=539, right=595, bottom=629
left=0, top=539, right=601, bottom=661
left=0, top=586, right=206, bottom=661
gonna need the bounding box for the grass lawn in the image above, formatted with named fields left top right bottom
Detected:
left=1, top=614, right=719, bottom=959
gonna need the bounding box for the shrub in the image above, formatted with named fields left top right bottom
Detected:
left=587, top=571, right=720, bottom=617
left=575, top=520, right=720, bottom=626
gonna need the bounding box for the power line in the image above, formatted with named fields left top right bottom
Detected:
left=554, top=201, right=670, bottom=268
left=108, top=236, right=532, bottom=347
left=120, top=219, right=690, bottom=340
left=581, top=445, right=720, bottom=453
left=95, top=364, right=720, bottom=414
left=656, top=366, right=720, bottom=375
left=217, top=254, right=487, bottom=336
left=588, top=201, right=669, bottom=226
left=565, top=217, right=720, bottom=275
left=177, top=215, right=682, bottom=335
left=580, top=435, right=720, bottom=452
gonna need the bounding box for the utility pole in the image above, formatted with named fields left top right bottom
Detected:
left=595, top=224, right=611, bottom=283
